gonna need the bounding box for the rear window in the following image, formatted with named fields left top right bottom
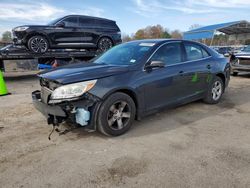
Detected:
left=242, top=45, right=250, bottom=52
left=95, top=19, right=116, bottom=28
left=202, top=48, right=210, bottom=57
left=78, top=17, right=117, bottom=29
left=79, top=17, right=94, bottom=27
left=184, top=43, right=210, bottom=61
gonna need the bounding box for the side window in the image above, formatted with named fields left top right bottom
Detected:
left=95, top=19, right=115, bottom=28
left=150, top=43, right=182, bottom=65
left=184, top=43, right=211, bottom=61
left=62, top=17, right=78, bottom=27
left=95, top=19, right=106, bottom=27
left=105, top=21, right=116, bottom=28
left=202, top=48, right=210, bottom=58
left=79, top=17, right=94, bottom=27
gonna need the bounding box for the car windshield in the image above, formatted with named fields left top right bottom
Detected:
left=47, top=17, right=63, bottom=25
left=93, top=42, right=155, bottom=65
left=242, top=45, right=250, bottom=52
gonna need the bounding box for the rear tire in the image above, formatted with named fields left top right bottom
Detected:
left=203, top=76, right=224, bottom=104
left=97, top=37, right=113, bottom=52
left=28, top=35, right=48, bottom=53
left=97, top=92, right=136, bottom=136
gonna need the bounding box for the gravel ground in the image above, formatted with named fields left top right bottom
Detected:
left=0, top=74, right=250, bottom=188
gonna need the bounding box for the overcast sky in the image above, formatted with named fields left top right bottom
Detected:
left=0, top=0, right=250, bottom=36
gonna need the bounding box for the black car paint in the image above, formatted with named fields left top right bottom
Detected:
left=33, top=39, right=230, bottom=131
left=39, top=63, right=130, bottom=84
left=12, top=15, right=121, bottom=49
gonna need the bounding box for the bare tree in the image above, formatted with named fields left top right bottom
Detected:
left=171, top=30, right=183, bottom=39
left=122, top=34, right=132, bottom=42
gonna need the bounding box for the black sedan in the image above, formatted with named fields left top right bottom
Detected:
left=32, top=39, right=230, bottom=136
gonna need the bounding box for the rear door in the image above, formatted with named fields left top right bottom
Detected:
left=181, top=42, right=212, bottom=97
left=78, top=17, right=98, bottom=47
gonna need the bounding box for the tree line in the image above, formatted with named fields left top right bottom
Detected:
left=122, top=24, right=250, bottom=45
left=1, top=31, right=12, bottom=43
left=122, top=24, right=182, bottom=42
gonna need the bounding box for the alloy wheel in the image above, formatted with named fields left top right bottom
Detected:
left=107, top=101, right=131, bottom=130
left=212, top=81, right=222, bottom=101
left=98, top=38, right=113, bottom=52
left=30, top=37, right=48, bottom=53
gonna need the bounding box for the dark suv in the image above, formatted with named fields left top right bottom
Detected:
left=12, top=15, right=121, bottom=53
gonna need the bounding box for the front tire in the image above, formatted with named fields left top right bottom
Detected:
left=97, top=37, right=113, bottom=52
left=203, top=76, right=224, bottom=104
left=97, top=92, right=136, bottom=136
left=28, top=35, right=49, bottom=53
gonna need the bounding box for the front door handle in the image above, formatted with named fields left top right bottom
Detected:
left=207, top=64, right=211, bottom=69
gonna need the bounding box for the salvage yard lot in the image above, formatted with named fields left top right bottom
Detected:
left=0, top=75, right=250, bottom=188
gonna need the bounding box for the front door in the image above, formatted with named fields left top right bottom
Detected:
left=142, top=42, right=187, bottom=111
left=52, top=16, right=83, bottom=46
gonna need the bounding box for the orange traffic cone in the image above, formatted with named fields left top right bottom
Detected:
left=52, top=59, right=58, bottom=68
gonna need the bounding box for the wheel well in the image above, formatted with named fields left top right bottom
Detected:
left=108, top=89, right=138, bottom=118
left=97, top=36, right=114, bottom=45
left=26, top=33, right=50, bottom=47
left=216, top=73, right=226, bottom=89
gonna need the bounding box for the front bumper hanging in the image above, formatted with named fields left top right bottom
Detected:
left=32, top=90, right=101, bottom=130
left=32, top=90, right=66, bottom=118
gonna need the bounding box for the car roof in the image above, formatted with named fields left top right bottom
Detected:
left=64, top=15, right=115, bottom=22
left=127, top=39, right=203, bottom=45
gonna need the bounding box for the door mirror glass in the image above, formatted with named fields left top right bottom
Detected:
left=146, top=60, right=165, bottom=69
left=56, top=22, right=65, bottom=27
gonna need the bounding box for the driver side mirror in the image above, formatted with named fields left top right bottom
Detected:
left=56, top=22, right=65, bottom=27
left=145, top=60, right=165, bottom=69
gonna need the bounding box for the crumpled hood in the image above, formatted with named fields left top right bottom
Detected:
left=39, top=62, right=130, bottom=84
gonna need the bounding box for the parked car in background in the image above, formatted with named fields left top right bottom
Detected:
left=32, top=39, right=230, bottom=136
left=230, top=45, right=250, bottom=76
left=217, top=47, right=232, bottom=57
left=210, top=46, right=219, bottom=52
left=12, top=15, right=121, bottom=53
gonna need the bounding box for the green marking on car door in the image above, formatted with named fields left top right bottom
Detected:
left=191, top=73, right=199, bottom=83
left=206, top=74, right=212, bottom=83
left=195, top=90, right=204, bottom=94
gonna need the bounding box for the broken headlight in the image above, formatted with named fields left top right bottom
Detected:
left=50, top=80, right=97, bottom=100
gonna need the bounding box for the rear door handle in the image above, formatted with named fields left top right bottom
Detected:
left=207, top=64, right=211, bottom=69
left=179, top=71, right=184, bottom=76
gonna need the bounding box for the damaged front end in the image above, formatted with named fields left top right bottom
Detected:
left=32, top=78, right=101, bottom=136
